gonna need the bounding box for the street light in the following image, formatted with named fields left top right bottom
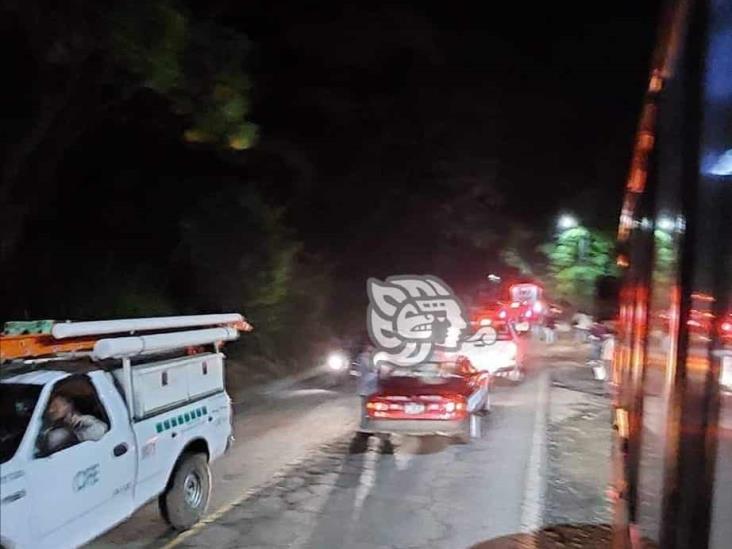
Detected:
left=558, top=214, right=579, bottom=230
left=556, top=213, right=587, bottom=264
left=656, top=216, right=675, bottom=232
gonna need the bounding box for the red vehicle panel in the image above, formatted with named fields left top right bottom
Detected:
left=361, top=358, right=490, bottom=438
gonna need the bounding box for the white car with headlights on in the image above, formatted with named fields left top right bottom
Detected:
left=461, top=320, right=525, bottom=382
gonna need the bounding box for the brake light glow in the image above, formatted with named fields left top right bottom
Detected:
left=367, top=396, right=466, bottom=418
left=442, top=399, right=466, bottom=412
left=722, top=322, right=732, bottom=333
left=499, top=310, right=507, bottom=319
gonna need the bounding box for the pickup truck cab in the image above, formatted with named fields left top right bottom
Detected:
left=0, top=315, right=246, bottom=549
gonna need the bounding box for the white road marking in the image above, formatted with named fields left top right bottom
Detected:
left=352, top=438, right=379, bottom=516
left=519, top=370, right=548, bottom=535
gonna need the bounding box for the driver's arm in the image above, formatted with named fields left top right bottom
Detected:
left=41, top=426, right=78, bottom=454
left=72, top=415, right=108, bottom=442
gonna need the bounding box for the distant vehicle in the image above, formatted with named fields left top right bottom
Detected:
left=508, top=283, right=545, bottom=334
left=461, top=321, right=525, bottom=382
left=360, top=357, right=491, bottom=442
left=322, top=349, right=353, bottom=386
left=0, top=314, right=250, bottom=549
left=469, top=300, right=509, bottom=329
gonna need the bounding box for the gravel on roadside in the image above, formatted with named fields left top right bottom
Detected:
left=543, top=362, right=613, bottom=530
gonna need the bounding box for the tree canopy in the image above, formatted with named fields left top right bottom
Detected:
left=1, top=0, right=256, bottom=263
left=544, top=227, right=618, bottom=309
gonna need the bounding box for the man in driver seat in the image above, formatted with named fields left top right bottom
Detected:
left=45, top=394, right=108, bottom=449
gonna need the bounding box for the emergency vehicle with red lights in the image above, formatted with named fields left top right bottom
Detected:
left=507, top=283, right=545, bottom=334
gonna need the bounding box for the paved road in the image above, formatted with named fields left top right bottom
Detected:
left=92, top=382, right=360, bottom=548
left=93, top=353, right=551, bottom=549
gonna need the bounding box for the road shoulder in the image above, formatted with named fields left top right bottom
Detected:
left=543, top=361, right=612, bottom=527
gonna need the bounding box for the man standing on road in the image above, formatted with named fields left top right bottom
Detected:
left=572, top=310, right=593, bottom=343
left=353, top=344, right=395, bottom=453
left=356, top=344, right=378, bottom=427
left=544, top=315, right=556, bottom=344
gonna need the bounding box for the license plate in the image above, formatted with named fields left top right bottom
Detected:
left=516, top=322, right=529, bottom=331
left=404, top=402, right=425, bottom=414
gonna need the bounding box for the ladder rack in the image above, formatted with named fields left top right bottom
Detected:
left=0, top=314, right=252, bottom=363
left=0, top=334, right=99, bottom=362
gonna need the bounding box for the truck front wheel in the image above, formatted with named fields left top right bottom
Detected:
left=159, top=453, right=211, bottom=530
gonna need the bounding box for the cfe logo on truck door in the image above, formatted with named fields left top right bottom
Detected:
left=72, top=463, right=100, bottom=492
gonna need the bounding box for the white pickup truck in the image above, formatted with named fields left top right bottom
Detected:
left=0, top=315, right=248, bottom=549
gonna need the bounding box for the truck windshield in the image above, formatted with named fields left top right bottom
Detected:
left=0, top=383, right=42, bottom=463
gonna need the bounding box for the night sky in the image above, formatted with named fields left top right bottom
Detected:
left=238, top=1, right=661, bottom=227
left=0, top=1, right=661, bottom=339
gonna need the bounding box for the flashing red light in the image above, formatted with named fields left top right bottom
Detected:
left=722, top=322, right=732, bottom=333
left=499, top=310, right=507, bottom=319
left=525, top=310, right=533, bottom=319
